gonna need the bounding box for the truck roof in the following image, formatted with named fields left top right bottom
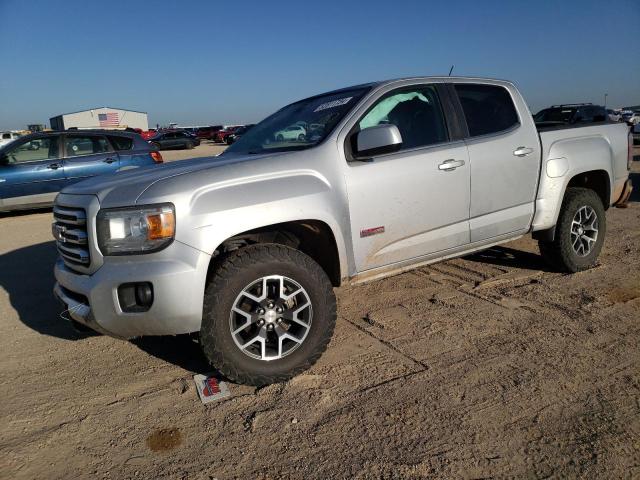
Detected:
left=305, top=76, right=514, bottom=104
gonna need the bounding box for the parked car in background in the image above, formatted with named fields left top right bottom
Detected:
left=215, top=126, right=243, bottom=143
left=141, top=129, right=157, bottom=140
left=0, top=131, right=23, bottom=147
left=607, top=109, right=622, bottom=122
left=52, top=76, right=632, bottom=387
left=627, top=112, right=640, bottom=126
left=619, top=110, right=637, bottom=125
left=0, top=130, right=162, bottom=212
left=225, top=124, right=255, bottom=145
left=534, top=104, right=608, bottom=128
left=149, top=131, right=200, bottom=150
left=273, top=124, right=307, bottom=141
left=196, top=126, right=224, bottom=140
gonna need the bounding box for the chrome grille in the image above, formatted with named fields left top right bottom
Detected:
left=53, top=206, right=91, bottom=268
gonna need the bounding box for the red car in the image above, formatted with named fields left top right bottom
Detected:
left=141, top=129, right=157, bottom=140
left=215, top=126, right=243, bottom=143
left=196, top=126, right=223, bottom=140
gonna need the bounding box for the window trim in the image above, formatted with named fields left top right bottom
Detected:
left=451, top=82, right=522, bottom=141
left=344, top=83, right=455, bottom=161
left=62, top=134, right=114, bottom=159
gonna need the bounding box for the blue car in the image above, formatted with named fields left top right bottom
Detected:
left=0, top=130, right=163, bottom=212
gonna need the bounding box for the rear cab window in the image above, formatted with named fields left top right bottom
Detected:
left=454, top=84, right=519, bottom=137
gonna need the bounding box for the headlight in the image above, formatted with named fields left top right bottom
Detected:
left=96, top=203, right=175, bottom=255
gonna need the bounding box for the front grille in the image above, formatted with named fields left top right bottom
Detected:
left=53, top=206, right=91, bottom=268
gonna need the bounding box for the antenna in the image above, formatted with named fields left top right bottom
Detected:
left=448, top=65, right=454, bottom=76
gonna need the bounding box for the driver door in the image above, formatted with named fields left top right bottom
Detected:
left=0, top=135, right=65, bottom=208
left=343, top=84, right=471, bottom=272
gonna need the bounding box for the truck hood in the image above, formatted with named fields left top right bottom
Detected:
left=60, top=153, right=273, bottom=207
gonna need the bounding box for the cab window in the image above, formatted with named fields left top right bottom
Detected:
left=4, top=137, right=60, bottom=164
left=358, top=85, right=449, bottom=151
left=454, top=84, right=519, bottom=137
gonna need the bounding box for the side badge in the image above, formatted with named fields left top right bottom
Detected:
left=360, top=226, right=385, bottom=238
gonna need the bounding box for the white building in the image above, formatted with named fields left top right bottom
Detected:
left=50, top=107, right=148, bottom=131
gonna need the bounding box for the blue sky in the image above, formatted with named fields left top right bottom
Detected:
left=0, top=0, right=638, bottom=130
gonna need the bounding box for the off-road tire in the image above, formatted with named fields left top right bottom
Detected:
left=200, top=244, right=337, bottom=386
left=538, top=187, right=606, bottom=272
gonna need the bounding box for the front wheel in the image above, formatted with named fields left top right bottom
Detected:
left=185, top=141, right=194, bottom=149
left=200, top=244, right=337, bottom=386
left=538, top=187, right=606, bottom=272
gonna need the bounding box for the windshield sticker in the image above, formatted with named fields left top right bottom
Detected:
left=314, top=97, right=353, bottom=112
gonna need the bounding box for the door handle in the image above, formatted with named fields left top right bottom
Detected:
left=513, top=146, right=534, bottom=157
left=47, top=163, right=61, bottom=170
left=438, top=159, right=465, bottom=171
left=103, top=158, right=116, bottom=164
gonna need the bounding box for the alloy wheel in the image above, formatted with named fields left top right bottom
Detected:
left=229, top=275, right=312, bottom=361
left=570, top=205, right=598, bottom=256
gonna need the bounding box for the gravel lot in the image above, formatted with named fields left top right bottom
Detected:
left=159, top=141, right=227, bottom=162
left=1, top=154, right=638, bottom=479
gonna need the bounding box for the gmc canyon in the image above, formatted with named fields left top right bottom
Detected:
left=52, top=77, right=633, bottom=386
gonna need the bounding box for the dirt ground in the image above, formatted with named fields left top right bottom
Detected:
left=1, top=159, right=639, bottom=479
left=160, top=141, right=227, bottom=162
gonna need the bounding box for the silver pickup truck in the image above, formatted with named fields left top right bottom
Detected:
left=52, top=77, right=633, bottom=386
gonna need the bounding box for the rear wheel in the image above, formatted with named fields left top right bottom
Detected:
left=200, top=244, right=337, bottom=386
left=538, top=187, right=606, bottom=272
left=185, top=141, right=194, bottom=149
left=276, top=134, right=284, bottom=142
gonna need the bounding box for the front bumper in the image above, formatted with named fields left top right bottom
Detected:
left=53, top=240, right=210, bottom=339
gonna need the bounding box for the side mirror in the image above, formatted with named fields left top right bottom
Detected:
left=354, top=124, right=402, bottom=159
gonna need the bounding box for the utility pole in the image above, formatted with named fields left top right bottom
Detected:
left=604, top=93, right=608, bottom=108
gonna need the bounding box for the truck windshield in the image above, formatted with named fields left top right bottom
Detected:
left=223, top=86, right=371, bottom=155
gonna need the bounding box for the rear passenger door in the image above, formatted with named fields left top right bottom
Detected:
left=62, top=134, right=120, bottom=185
left=452, top=83, right=541, bottom=243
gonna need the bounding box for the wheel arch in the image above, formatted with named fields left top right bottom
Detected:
left=533, top=168, right=611, bottom=241
left=207, top=219, right=344, bottom=287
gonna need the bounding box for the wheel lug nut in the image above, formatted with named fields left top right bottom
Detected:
left=267, top=302, right=274, bottom=308
left=258, top=308, right=265, bottom=314
left=258, top=319, right=265, bottom=326
left=267, top=324, right=274, bottom=331
left=276, top=307, right=283, bottom=313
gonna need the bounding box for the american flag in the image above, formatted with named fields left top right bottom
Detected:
left=98, top=112, right=119, bottom=126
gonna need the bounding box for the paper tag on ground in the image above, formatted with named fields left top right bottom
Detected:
left=194, top=374, right=231, bottom=404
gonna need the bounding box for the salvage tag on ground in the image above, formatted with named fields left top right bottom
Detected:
left=194, top=374, right=231, bottom=404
